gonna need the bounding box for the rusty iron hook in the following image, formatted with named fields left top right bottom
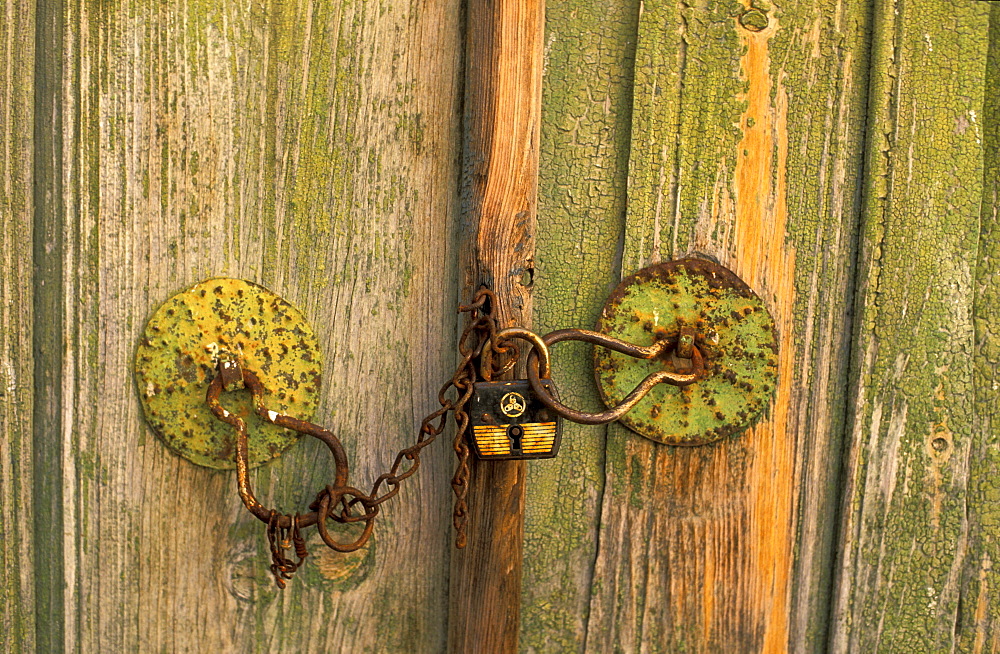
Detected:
left=205, top=363, right=363, bottom=535
left=525, top=328, right=705, bottom=425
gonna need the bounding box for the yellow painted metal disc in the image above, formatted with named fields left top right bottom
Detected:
left=134, top=278, right=321, bottom=469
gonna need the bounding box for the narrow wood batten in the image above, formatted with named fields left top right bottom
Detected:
left=450, top=0, right=545, bottom=651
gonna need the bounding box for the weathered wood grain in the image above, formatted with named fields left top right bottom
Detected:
left=33, top=0, right=464, bottom=651
left=580, top=1, right=871, bottom=651
left=0, top=1, right=35, bottom=651
left=450, top=0, right=544, bottom=651
left=521, top=1, right=638, bottom=651
left=830, top=1, right=995, bottom=650
left=23, top=0, right=998, bottom=650
left=960, top=6, right=1000, bottom=650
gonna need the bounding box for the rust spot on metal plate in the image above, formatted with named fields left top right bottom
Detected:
left=595, top=257, right=778, bottom=445
left=134, top=278, right=321, bottom=469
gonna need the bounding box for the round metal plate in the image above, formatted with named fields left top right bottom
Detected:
left=594, top=257, right=778, bottom=445
left=135, top=278, right=322, bottom=469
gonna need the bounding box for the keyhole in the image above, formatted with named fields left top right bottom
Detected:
left=508, top=424, right=524, bottom=454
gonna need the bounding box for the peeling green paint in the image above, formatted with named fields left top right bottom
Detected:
left=522, top=0, right=640, bottom=650
left=958, top=2, right=1000, bottom=649
left=832, top=1, right=994, bottom=650
left=581, top=0, right=875, bottom=650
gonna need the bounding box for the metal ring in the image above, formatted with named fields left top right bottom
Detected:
left=316, top=488, right=378, bottom=552
left=526, top=329, right=704, bottom=425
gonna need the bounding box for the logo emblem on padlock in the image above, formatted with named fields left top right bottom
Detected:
left=500, top=392, right=526, bottom=417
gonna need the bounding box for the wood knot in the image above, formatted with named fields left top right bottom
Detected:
left=739, top=8, right=769, bottom=32
left=310, top=529, right=374, bottom=590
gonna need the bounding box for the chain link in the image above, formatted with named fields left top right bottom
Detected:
left=266, top=512, right=308, bottom=589
left=208, top=288, right=505, bottom=586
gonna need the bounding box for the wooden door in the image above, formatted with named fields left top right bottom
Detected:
left=2, top=0, right=998, bottom=652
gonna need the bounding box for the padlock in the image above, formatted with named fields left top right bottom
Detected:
left=467, top=329, right=562, bottom=460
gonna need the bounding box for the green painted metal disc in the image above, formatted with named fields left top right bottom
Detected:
left=595, top=258, right=778, bottom=445
left=135, top=278, right=322, bottom=469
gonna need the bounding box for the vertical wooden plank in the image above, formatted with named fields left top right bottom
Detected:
left=46, top=0, right=464, bottom=651
left=960, top=5, right=1000, bottom=650
left=830, top=1, right=994, bottom=650
left=449, top=0, right=544, bottom=651
left=522, top=1, right=638, bottom=651
left=0, top=0, right=35, bottom=651
left=31, top=0, right=65, bottom=650
left=583, top=0, right=871, bottom=651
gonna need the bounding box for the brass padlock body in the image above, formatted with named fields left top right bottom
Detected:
left=467, top=380, right=562, bottom=460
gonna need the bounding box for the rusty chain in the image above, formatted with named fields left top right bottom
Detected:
left=207, top=287, right=704, bottom=587
left=207, top=288, right=507, bottom=587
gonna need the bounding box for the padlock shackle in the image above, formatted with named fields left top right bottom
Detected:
left=481, top=327, right=552, bottom=381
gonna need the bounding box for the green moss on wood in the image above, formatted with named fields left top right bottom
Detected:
left=0, top=2, right=36, bottom=654
left=833, top=1, right=994, bottom=650
left=622, top=0, right=745, bottom=271
left=587, top=0, right=874, bottom=650
left=32, top=0, right=462, bottom=650
left=522, top=0, right=639, bottom=651
left=29, top=0, right=65, bottom=650
left=0, top=5, right=36, bottom=652
left=957, top=2, right=1000, bottom=649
